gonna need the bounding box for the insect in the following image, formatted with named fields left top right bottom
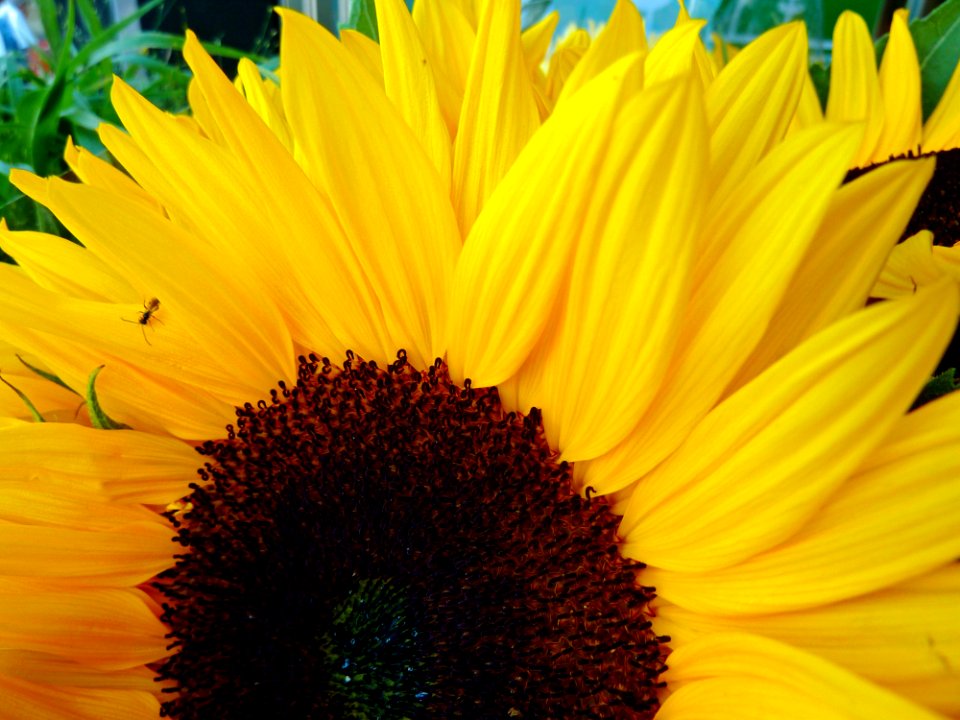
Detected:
left=122, top=297, right=162, bottom=345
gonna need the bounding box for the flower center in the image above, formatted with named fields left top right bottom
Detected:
left=900, top=147, right=960, bottom=249
left=155, top=352, right=667, bottom=719
left=846, top=147, right=960, bottom=249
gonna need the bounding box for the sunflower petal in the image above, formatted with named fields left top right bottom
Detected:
left=339, top=29, right=384, bottom=88
left=728, top=157, right=935, bottom=391
left=452, top=0, right=540, bottom=235
left=0, top=521, right=172, bottom=585
left=446, top=55, right=645, bottom=386
left=923, top=53, right=960, bottom=152
left=872, top=231, right=948, bottom=299
left=523, top=79, right=707, bottom=461
left=22, top=176, right=294, bottom=403
left=0, top=422, right=198, bottom=505
left=706, top=22, right=808, bottom=201
left=0, top=222, right=134, bottom=302
left=278, top=9, right=461, bottom=366
left=655, top=564, right=960, bottom=710
left=182, top=32, right=394, bottom=360
left=0, top=674, right=159, bottom=720
left=826, top=11, right=884, bottom=168
left=643, top=378, right=960, bottom=612
left=659, top=633, right=943, bottom=720
left=580, top=123, right=861, bottom=496
left=620, top=280, right=958, bottom=572
left=0, top=582, right=167, bottom=669
left=234, top=59, right=294, bottom=151
left=872, top=9, right=923, bottom=163
left=785, top=69, right=824, bottom=136
left=544, top=28, right=590, bottom=102
left=377, top=0, right=451, bottom=189
left=644, top=19, right=707, bottom=87
left=411, top=0, right=475, bottom=135
left=520, top=10, right=558, bottom=74
left=554, top=0, right=646, bottom=106
left=62, top=137, right=162, bottom=212
left=0, top=651, right=159, bottom=692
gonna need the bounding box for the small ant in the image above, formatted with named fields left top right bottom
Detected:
left=122, top=297, right=162, bottom=345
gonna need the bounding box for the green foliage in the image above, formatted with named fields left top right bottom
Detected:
left=0, top=373, right=45, bottom=422
left=0, top=0, right=267, bottom=235
left=341, top=0, right=380, bottom=41
left=905, top=0, right=960, bottom=119
left=86, top=365, right=130, bottom=429
left=781, top=0, right=960, bottom=123
left=913, top=368, right=960, bottom=409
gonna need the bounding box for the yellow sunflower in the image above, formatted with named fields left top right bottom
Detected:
left=0, top=0, right=957, bottom=717
left=826, top=8, right=960, bottom=169
left=818, top=8, right=960, bottom=360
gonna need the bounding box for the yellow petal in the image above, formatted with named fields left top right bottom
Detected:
left=826, top=11, right=884, bottom=168
left=643, top=376, right=960, bottom=612
left=0, top=521, right=172, bottom=585
left=446, top=55, right=645, bottom=386
left=872, top=230, right=950, bottom=299
left=235, top=59, right=294, bottom=151
left=0, top=675, right=159, bottom=720
left=887, top=676, right=960, bottom=717
left=520, top=10, right=558, bottom=74
left=729, top=157, right=935, bottom=391
left=620, top=280, right=958, bottom=573
left=659, top=633, right=943, bottom=720
left=62, top=137, right=163, bottom=213
left=0, top=650, right=159, bottom=692
left=278, top=9, right=461, bottom=366
left=544, top=28, right=590, bottom=102
left=452, top=0, right=540, bottom=235
left=522, top=78, right=707, bottom=461
left=872, top=8, right=923, bottom=163
left=20, top=174, right=294, bottom=405
left=339, top=28, right=384, bottom=88
left=0, top=422, right=198, bottom=505
left=655, top=564, right=960, bottom=712
left=187, top=76, right=225, bottom=146
left=682, top=6, right=716, bottom=87
left=644, top=19, right=707, bottom=87
left=554, top=0, right=646, bottom=106
left=0, top=581, right=167, bottom=669
left=785, top=69, right=824, bottom=137
left=377, top=0, right=451, bottom=190
left=411, top=0, right=475, bottom=135
left=0, top=222, right=134, bottom=302
left=183, top=32, right=395, bottom=360
left=923, top=52, right=960, bottom=151
left=707, top=22, right=808, bottom=201
left=580, top=123, right=861, bottom=496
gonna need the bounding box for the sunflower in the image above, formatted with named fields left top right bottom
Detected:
left=0, top=1, right=957, bottom=718
left=826, top=8, right=960, bottom=170
left=819, top=8, right=960, bottom=364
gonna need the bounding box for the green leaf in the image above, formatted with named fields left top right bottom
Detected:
left=809, top=61, right=830, bottom=110
left=35, top=0, right=62, bottom=57
left=910, top=0, right=960, bottom=119
left=912, top=368, right=960, bottom=409
left=16, top=354, right=78, bottom=393
left=86, top=365, right=131, bottom=430
left=66, top=0, right=167, bottom=74
left=0, top=373, right=45, bottom=422
left=86, top=31, right=270, bottom=67
left=341, top=0, right=379, bottom=42
left=76, top=0, right=103, bottom=37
